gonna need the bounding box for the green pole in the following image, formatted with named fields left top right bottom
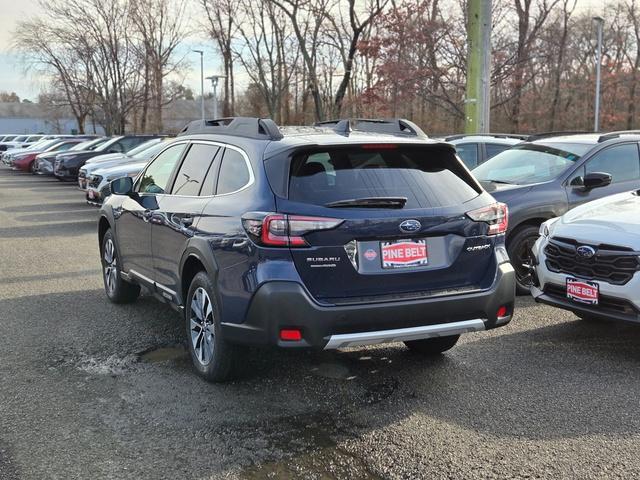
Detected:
left=464, top=0, right=491, bottom=134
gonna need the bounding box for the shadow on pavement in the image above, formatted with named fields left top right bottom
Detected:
left=0, top=221, right=97, bottom=238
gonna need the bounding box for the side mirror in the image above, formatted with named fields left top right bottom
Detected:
left=111, top=176, right=133, bottom=195
left=583, top=172, right=612, bottom=190
left=569, top=176, right=584, bottom=187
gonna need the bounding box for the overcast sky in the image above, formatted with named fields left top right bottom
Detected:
left=0, top=0, right=607, bottom=102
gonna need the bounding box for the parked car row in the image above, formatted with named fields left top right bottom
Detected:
left=2, top=120, right=638, bottom=383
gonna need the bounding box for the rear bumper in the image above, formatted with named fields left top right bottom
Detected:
left=221, top=262, right=516, bottom=349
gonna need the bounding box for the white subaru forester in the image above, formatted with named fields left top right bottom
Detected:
left=531, top=189, right=640, bottom=323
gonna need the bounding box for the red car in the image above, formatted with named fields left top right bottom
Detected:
left=11, top=139, right=86, bottom=172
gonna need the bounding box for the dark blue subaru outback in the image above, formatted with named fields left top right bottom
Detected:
left=98, top=118, right=515, bottom=381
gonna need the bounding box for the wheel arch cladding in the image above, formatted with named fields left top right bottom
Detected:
left=507, top=217, right=548, bottom=245
left=181, top=255, right=208, bottom=306
left=98, top=216, right=111, bottom=247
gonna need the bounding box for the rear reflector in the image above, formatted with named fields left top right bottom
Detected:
left=497, top=306, right=508, bottom=318
left=466, top=202, right=508, bottom=235
left=280, top=329, right=302, bottom=341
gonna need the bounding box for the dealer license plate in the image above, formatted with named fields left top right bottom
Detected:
left=381, top=239, right=428, bottom=269
left=566, top=277, right=599, bottom=305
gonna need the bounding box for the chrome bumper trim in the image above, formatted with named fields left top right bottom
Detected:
left=323, top=319, right=486, bottom=350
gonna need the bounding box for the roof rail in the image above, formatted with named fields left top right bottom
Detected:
left=597, top=130, right=640, bottom=143
left=444, top=133, right=528, bottom=141
left=525, top=130, right=591, bottom=141
left=178, top=117, right=283, bottom=141
left=315, top=118, right=428, bottom=138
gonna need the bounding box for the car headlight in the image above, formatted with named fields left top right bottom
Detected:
left=539, top=217, right=560, bottom=238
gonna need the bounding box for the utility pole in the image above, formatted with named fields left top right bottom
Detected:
left=192, top=50, right=205, bottom=121
left=593, top=16, right=604, bottom=132
left=464, top=0, right=492, bottom=134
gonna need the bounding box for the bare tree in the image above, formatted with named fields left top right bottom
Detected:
left=130, top=0, right=189, bottom=132
left=201, top=0, right=236, bottom=116
left=547, top=0, right=576, bottom=130
left=13, top=17, right=95, bottom=133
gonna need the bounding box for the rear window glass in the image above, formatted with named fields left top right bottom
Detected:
left=288, top=146, right=479, bottom=208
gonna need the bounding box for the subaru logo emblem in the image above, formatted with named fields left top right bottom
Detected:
left=576, top=245, right=596, bottom=258
left=399, top=219, right=421, bottom=233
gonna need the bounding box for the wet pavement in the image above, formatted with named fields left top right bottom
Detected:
left=2, top=168, right=640, bottom=479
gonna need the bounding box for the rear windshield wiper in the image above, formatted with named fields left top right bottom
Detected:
left=324, top=197, right=407, bottom=209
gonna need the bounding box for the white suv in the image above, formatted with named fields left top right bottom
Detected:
left=531, top=190, right=640, bottom=323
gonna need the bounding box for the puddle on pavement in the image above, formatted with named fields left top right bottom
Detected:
left=238, top=421, right=382, bottom=480
left=138, top=345, right=188, bottom=364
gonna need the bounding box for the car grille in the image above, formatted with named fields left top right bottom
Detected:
left=544, top=237, right=640, bottom=285
left=88, top=175, right=103, bottom=188
left=544, top=283, right=639, bottom=316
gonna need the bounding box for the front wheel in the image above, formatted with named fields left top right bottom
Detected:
left=185, top=272, right=238, bottom=382
left=101, top=229, right=140, bottom=304
left=507, top=225, right=540, bottom=295
left=404, top=334, right=460, bottom=355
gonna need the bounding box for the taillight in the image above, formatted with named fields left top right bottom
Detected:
left=466, top=202, right=508, bottom=235
left=242, top=213, right=343, bottom=247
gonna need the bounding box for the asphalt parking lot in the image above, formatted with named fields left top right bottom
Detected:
left=1, top=168, right=640, bottom=479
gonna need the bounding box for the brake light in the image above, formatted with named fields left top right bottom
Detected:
left=466, top=202, right=508, bottom=235
left=242, top=213, right=343, bottom=247
left=361, top=144, right=397, bottom=150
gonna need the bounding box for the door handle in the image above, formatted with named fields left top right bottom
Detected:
left=180, top=216, right=194, bottom=227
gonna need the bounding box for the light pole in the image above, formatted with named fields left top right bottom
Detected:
left=206, top=74, right=226, bottom=119
left=593, top=16, right=604, bottom=132
left=192, top=50, right=205, bottom=121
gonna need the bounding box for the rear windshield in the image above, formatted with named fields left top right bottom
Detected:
left=288, top=146, right=479, bottom=208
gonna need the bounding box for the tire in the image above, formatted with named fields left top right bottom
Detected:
left=404, top=334, right=460, bottom=355
left=29, top=161, right=35, bottom=174
left=101, top=229, right=140, bottom=304
left=507, top=225, right=540, bottom=295
left=185, top=271, right=237, bottom=382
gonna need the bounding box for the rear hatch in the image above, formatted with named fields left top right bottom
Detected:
left=273, top=143, right=501, bottom=303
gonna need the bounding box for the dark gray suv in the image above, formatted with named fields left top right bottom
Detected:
left=473, top=131, right=640, bottom=292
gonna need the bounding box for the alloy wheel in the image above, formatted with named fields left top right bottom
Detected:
left=514, top=235, right=537, bottom=288
left=103, top=238, right=117, bottom=294
left=190, top=287, right=215, bottom=366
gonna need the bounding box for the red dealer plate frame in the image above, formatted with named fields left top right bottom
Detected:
left=566, top=277, right=599, bottom=305
left=380, top=239, right=428, bottom=269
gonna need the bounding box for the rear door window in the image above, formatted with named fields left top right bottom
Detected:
left=170, top=144, right=220, bottom=196
left=289, top=146, right=479, bottom=208
left=485, top=143, right=511, bottom=159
